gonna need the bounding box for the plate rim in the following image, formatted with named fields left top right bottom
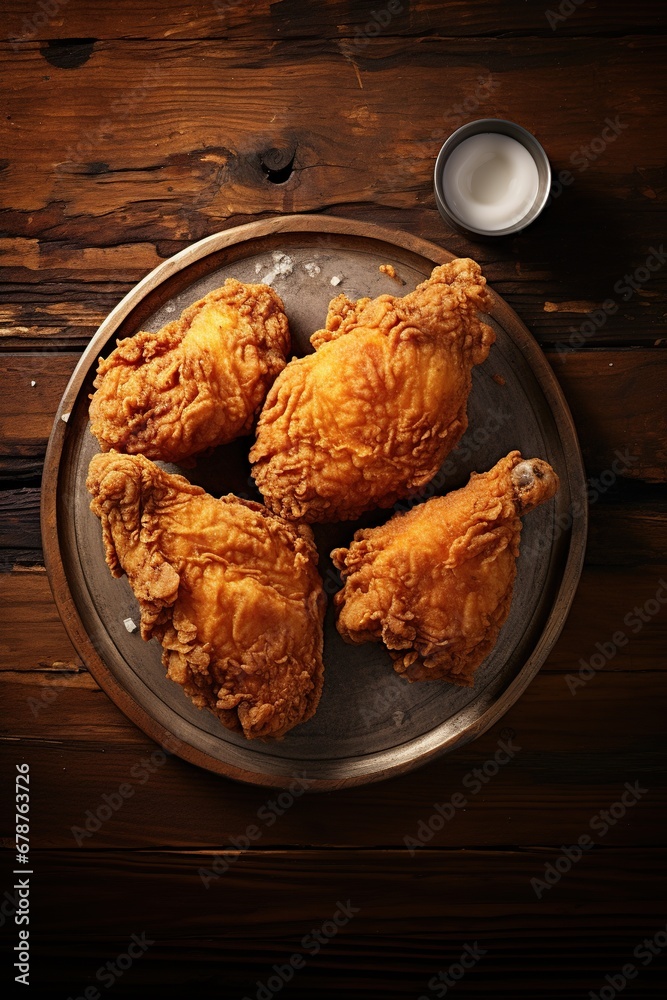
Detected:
left=41, top=213, right=588, bottom=790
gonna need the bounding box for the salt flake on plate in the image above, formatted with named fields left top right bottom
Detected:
left=260, top=252, right=294, bottom=286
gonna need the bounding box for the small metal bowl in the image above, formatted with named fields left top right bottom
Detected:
left=434, top=119, right=551, bottom=237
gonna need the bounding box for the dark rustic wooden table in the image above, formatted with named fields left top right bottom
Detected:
left=1, top=1, right=666, bottom=996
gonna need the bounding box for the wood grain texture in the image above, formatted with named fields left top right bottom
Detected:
left=551, top=350, right=667, bottom=483
left=18, top=849, right=667, bottom=998
left=0, top=568, right=81, bottom=667
left=1, top=350, right=665, bottom=481
left=30, top=217, right=584, bottom=788
left=1, top=668, right=665, bottom=848
left=5, top=487, right=667, bottom=567
left=4, top=0, right=667, bottom=41
left=0, top=487, right=42, bottom=548
left=0, top=564, right=667, bottom=673
left=3, top=561, right=666, bottom=672
left=0, top=36, right=665, bottom=349
left=0, top=353, right=79, bottom=461
left=1, top=1, right=666, bottom=991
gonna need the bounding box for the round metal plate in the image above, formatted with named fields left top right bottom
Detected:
left=41, top=215, right=587, bottom=790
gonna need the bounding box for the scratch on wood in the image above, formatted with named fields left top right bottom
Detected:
left=338, top=41, right=364, bottom=90
left=0, top=668, right=92, bottom=683
left=544, top=300, right=599, bottom=313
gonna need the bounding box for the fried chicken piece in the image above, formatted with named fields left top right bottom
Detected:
left=332, top=451, right=559, bottom=686
left=249, top=259, right=494, bottom=522
left=87, top=453, right=325, bottom=739
left=89, top=280, right=290, bottom=464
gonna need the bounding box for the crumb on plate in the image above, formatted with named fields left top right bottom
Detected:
left=379, top=263, right=399, bottom=280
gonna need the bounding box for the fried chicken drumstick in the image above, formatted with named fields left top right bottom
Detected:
left=89, top=280, right=290, bottom=464
left=87, top=453, right=325, bottom=739
left=249, top=259, right=494, bottom=522
left=332, top=451, right=559, bottom=686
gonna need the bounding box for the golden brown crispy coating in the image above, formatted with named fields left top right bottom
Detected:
left=249, top=259, right=494, bottom=523
left=332, top=451, right=559, bottom=686
left=89, top=280, right=290, bottom=464
left=87, top=453, right=325, bottom=739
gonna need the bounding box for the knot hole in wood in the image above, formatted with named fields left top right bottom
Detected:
left=259, top=147, right=296, bottom=183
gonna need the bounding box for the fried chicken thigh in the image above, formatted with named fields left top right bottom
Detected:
left=87, top=453, right=325, bottom=739
left=332, top=451, right=559, bottom=686
left=89, top=280, right=290, bottom=464
left=249, top=259, right=494, bottom=522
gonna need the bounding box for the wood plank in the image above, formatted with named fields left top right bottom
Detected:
left=15, top=849, right=667, bottom=997
left=585, top=489, right=667, bottom=565
left=2, top=561, right=666, bottom=674
left=0, top=8, right=662, bottom=993
left=4, top=666, right=665, bottom=754
left=547, top=565, right=667, bottom=673
left=0, top=37, right=665, bottom=346
left=0, top=568, right=82, bottom=669
left=0, top=289, right=117, bottom=350
left=0, top=546, right=44, bottom=568
left=3, top=486, right=667, bottom=563
left=1, top=350, right=664, bottom=481
left=3, top=230, right=667, bottom=349
left=4, top=0, right=666, bottom=42
left=0, top=460, right=45, bottom=480
left=2, top=487, right=666, bottom=564
left=1, top=669, right=665, bottom=848
left=0, top=352, right=77, bottom=458
left=549, top=350, right=667, bottom=484
left=0, top=487, right=42, bottom=547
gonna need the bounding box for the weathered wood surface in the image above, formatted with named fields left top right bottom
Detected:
left=0, top=353, right=77, bottom=472
left=3, top=551, right=667, bottom=673
left=2, top=562, right=667, bottom=675
left=5, top=0, right=667, bottom=41
left=4, top=485, right=667, bottom=567
left=1, top=0, right=666, bottom=993
left=1, top=668, right=665, bottom=847
left=1, top=350, right=665, bottom=482
left=20, top=850, right=667, bottom=997
left=1, top=35, right=666, bottom=349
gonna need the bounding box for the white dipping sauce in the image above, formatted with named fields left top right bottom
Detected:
left=442, top=132, right=539, bottom=232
